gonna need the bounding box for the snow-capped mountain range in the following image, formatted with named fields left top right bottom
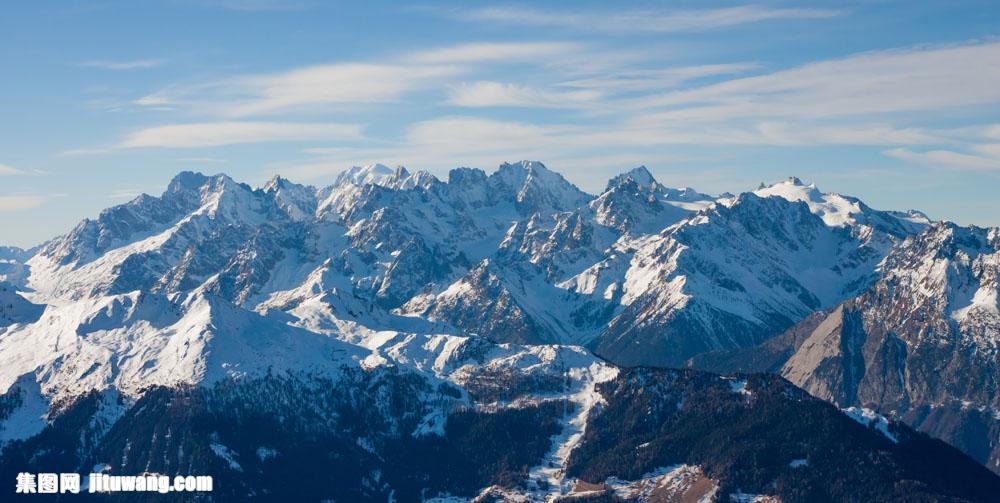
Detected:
left=3, top=161, right=935, bottom=397
left=1, top=160, right=998, bottom=500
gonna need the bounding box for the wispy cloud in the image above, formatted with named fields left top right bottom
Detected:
left=79, top=58, right=166, bottom=70
left=133, top=92, right=175, bottom=106
left=286, top=114, right=967, bottom=186
left=447, top=82, right=602, bottom=109
left=451, top=5, right=842, bottom=33
left=117, top=121, right=363, bottom=148
left=286, top=117, right=575, bottom=180
left=103, top=35, right=1000, bottom=184
left=0, top=194, right=63, bottom=212
left=885, top=148, right=1000, bottom=171
left=557, top=64, right=759, bottom=93
left=445, top=63, right=760, bottom=111
left=59, top=148, right=112, bottom=157
left=218, top=64, right=461, bottom=116
left=132, top=42, right=585, bottom=116
left=624, top=41, right=1000, bottom=120
left=973, top=143, right=1000, bottom=158
left=0, top=164, right=28, bottom=176
left=410, top=42, right=583, bottom=64
left=677, top=122, right=947, bottom=147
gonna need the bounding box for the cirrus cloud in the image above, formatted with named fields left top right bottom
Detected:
left=132, top=42, right=586, bottom=117
left=447, top=82, right=603, bottom=109
left=885, top=147, right=1000, bottom=171
left=118, top=121, right=363, bottom=149
left=79, top=58, right=166, bottom=70
left=0, top=194, right=63, bottom=212
left=0, top=164, right=28, bottom=176
left=450, top=5, right=842, bottom=33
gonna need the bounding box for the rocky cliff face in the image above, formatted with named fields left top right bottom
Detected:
left=694, top=222, right=1000, bottom=472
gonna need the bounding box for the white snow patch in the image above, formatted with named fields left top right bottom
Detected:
left=727, top=379, right=752, bottom=401
left=412, top=409, right=448, bottom=437
left=0, top=374, right=48, bottom=444
left=843, top=407, right=899, bottom=443
left=525, top=362, right=619, bottom=501
left=730, top=492, right=778, bottom=502
left=209, top=437, right=243, bottom=472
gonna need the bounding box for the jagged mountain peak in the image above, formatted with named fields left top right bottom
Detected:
left=881, top=222, right=999, bottom=323
left=758, top=175, right=812, bottom=189
left=165, top=171, right=246, bottom=197
left=385, top=165, right=440, bottom=190
left=892, top=208, right=933, bottom=225
left=753, top=176, right=929, bottom=236
left=325, top=164, right=440, bottom=197
left=334, top=163, right=396, bottom=187
left=716, top=188, right=803, bottom=212
left=752, top=177, right=833, bottom=219
left=605, top=165, right=657, bottom=191
left=493, top=160, right=593, bottom=214
left=913, top=220, right=998, bottom=249
left=591, top=170, right=694, bottom=233
left=604, top=167, right=714, bottom=208
left=662, top=186, right=714, bottom=203
left=755, top=176, right=823, bottom=199
left=446, top=166, right=488, bottom=185
left=498, top=159, right=550, bottom=175
left=786, top=175, right=809, bottom=187
left=262, top=175, right=317, bottom=221
left=166, top=170, right=211, bottom=193
left=262, top=173, right=304, bottom=192
left=33, top=172, right=256, bottom=267
left=495, top=160, right=579, bottom=190
left=0, top=246, right=33, bottom=263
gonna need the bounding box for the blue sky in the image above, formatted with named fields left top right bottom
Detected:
left=1, top=0, right=999, bottom=247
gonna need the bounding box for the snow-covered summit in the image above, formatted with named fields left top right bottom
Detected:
left=754, top=176, right=860, bottom=227
left=753, top=176, right=930, bottom=236
left=334, top=163, right=396, bottom=187
left=605, top=166, right=713, bottom=204
left=592, top=168, right=698, bottom=233
left=494, top=160, right=593, bottom=215
left=606, top=165, right=657, bottom=191
left=883, top=222, right=1000, bottom=338
left=262, top=175, right=318, bottom=221
left=1, top=161, right=956, bottom=396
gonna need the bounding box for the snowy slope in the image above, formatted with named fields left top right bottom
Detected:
left=0, top=164, right=946, bottom=415
left=0, top=282, right=43, bottom=327
left=9, top=165, right=943, bottom=378
left=754, top=176, right=929, bottom=236
left=3, top=160, right=1000, bottom=498
left=701, top=221, right=1000, bottom=472
left=594, top=189, right=910, bottom=366
left=0, top=290, right=366, bottom=401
